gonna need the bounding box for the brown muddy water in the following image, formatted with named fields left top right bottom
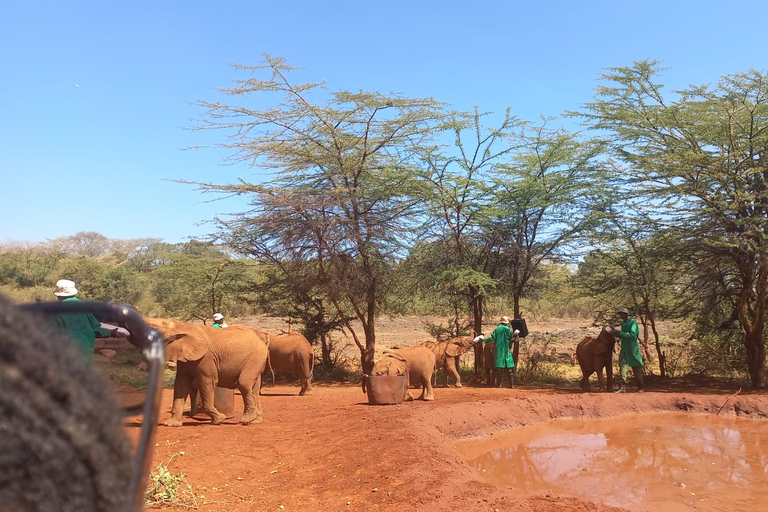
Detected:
left=454, top=412, right=768, bottom=512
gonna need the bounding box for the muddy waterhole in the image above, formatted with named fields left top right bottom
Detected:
left=454, top=411, right=768, bottom=512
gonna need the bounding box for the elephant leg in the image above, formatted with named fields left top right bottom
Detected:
left=240, top=373, right=264, bottom=424
left=485, top=366, right=493, bottom=387
left=299, top=377, right=307, bottom=396
left=186, top=385, right=198, bottom=416
left=446, top=357, right=462, bottom=388
left=198, top=378, right=226, bottom=425
left=165, top=370, right=193, bottom=427
left=579, top=371, right=591, bottom=391
left=402, top=370, right=414, bottom=401
left=594, top=356, right=608, bottom=391
left=606, top=356, right=614, bottom=391
left=422, top=369, right=435, bottom=401
left=299, top=359, right=312, bottom=396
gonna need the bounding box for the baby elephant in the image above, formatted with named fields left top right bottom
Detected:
left=418, top=336, right=479, bottom=388
left=267, top=333, right=315, bottom=395
left=576, top=327, right=618, bottom=392
left=364, top=346, right=437, bottom=401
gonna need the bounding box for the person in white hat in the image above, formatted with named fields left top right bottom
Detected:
left=212, top=313, right=228, bottom=328
left=609, top=307, right=644, bottom=393
left=50, top=279, right=114, bottom=363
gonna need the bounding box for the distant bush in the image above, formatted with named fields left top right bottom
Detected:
left=514, top=336, right=570, bottom=387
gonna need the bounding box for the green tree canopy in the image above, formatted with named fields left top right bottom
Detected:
left=189, top=55, right=445, bottom=372
left=579, top=60, right=768, bottom=389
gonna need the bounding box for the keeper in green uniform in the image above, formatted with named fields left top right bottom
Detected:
left=482, top=316, right=518, bottom=389
left=611, top=307, right=644, bottom=393
left=50, top=279, right=113, bottom=364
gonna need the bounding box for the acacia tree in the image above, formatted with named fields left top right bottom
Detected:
left=574, top=216, right=683, bottom=377
left=0, top=241, right=64, bottom=288
left=150, top=242, right=251, bottom=321
left=249, top=259, right=346, bottom=367
left=485, top=122, right=609, bottom=363
left=580, top=61, right=768, bottom=389
left=190, top=55, right=444, bottom=373
left=48, top=232, right=114, bottom=257
left=415, top=108, right=521, bottom=375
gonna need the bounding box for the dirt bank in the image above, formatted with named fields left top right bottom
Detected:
left=132, top=377, right=768, bottom=512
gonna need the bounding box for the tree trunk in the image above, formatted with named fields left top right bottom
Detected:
left=650, top=319, right=665, bottom=378
left=361, top=323, right=376, bottom=375
left=744, top=329, right=765, bottom=390
left=737, top=255, right=766, bottom=390
left=320, top=334, right=332, bottom=367
left=512, top=291, right=521, bottom=366
left=638, top=316, right=653, bottom=365
left=472, top=294, right=484, bottom=379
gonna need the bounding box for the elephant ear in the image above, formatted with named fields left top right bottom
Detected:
left=145, top=318, right=210, bottom=362
left=165, top=332, right=210, bottom=362
left=445, top=341, right=463, bottom=357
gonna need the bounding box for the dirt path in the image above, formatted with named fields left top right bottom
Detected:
left=131, top=378, right=768, bottom=512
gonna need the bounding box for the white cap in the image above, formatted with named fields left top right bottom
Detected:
left=213, top=313, right=224, bottom=321
left=53, top=279, right=78, bottom=297
left=499, top=316, right=510, bottom=325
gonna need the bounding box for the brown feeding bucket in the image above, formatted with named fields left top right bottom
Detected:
left=365, top=374, right=406, bottom=405
left=191, top=387, right=235, bottom=419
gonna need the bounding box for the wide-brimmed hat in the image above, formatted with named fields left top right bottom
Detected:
left=617, top=307, right=629, bottom=315
left=53, top=279, right=78, bottom=297
left=499, top=316, right=510, bottom=325
left=213, top=313, right=224, bottom=321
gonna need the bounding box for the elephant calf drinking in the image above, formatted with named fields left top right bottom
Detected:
left=363, top=346, right=437, bottom=401
left=418, top=336, right=479, bottom=388
left=576, top=327, right=618, bottom=392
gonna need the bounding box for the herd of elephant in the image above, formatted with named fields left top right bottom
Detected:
left=144, top=318, right=314, bottom=426
left=143, top=317, right=616, bottom=426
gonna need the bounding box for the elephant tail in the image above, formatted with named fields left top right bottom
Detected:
left=309, top=350, right=315, bottom=380
left=362, top=374, right=369, bottom=394
left=261, top=331, right=276, bottom=387
left=269, top=355, right=276, bottom=387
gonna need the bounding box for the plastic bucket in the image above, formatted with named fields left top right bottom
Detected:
left=365, top=374, right=406, bottom=405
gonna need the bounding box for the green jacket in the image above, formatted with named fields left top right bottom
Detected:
left=50, top=297, right=112, bottom=364
left=484, top=324, right=515, bottom=368
left=617, top=317, right=643, bottom=367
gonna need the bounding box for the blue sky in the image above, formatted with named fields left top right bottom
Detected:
left=2, top=0, right=766, bottom=244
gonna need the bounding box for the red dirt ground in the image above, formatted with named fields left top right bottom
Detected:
left=129, top=376, right=768, bottom=512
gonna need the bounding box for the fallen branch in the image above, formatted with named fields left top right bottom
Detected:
left=715, top=387, right=741, bottom=415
